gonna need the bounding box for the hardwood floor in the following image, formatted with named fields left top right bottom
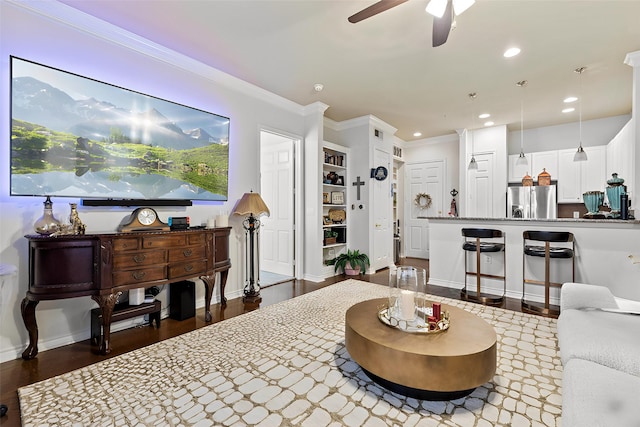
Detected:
left=0, top=258, right=532, bottom=426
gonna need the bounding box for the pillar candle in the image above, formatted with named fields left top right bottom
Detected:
left=432, top=303, right=441, bottom=320
left=399, top=289, right=415, bottom=321
left=216, top=214, right=228, bottom=227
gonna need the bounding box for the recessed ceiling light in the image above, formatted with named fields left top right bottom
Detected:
left=413, top=132, right=422, bottom=137
left=478, top=113, right=490, bottom=119
left=564, top=96, right=578, bottom=103
left=484, top=121, right=494, bottom=126
left=503, top=47, right=521, bottom=58
left=562, top=108, right=575, bottom=113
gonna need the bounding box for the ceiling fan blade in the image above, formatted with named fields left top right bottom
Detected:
left=432, top=0, right=453, bottom=47
left=348, top=0, right=409, bottom=23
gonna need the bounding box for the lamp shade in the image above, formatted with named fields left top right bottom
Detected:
left=231, top=191, right=270, bottom=217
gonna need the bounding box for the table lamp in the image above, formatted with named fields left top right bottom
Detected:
left=231, top=191, right=270, bottom=302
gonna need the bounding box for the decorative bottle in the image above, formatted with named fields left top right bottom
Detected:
left=33, top=196, right=61, bottom=235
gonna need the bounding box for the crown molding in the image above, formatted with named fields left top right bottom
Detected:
left=6, top=0, right=306, bottom=116
left=624, top=50, right=640, bottom=68
left=302, top=102, right=330, bottom=117
left=326, top=114, right=397, bottom=135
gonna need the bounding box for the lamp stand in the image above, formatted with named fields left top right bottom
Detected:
left=242, top=214, right=262, bottom=303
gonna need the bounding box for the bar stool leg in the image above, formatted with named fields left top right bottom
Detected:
left=545, top=242, right=550, bottom=311
left=476, top=237, right=481, bottom=297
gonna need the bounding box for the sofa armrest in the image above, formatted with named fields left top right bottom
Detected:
left=560, top=282, right=618, bottom=311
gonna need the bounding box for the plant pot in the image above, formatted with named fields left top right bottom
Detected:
left=324, top=237, right=337, bottom=245
left=344, top=262, right=361, bottom=276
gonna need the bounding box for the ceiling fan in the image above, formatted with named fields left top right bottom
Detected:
left=348, top=0, right=475, bottom=47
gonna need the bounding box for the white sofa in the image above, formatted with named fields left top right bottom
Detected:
left=557, top=282, right=640, bottom=427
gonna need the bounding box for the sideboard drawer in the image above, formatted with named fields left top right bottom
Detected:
left=188, top=233, right=206, bottom=245
left=113, top=238, right=140, bottom=252
left=168, top=246, right=205, bottom=262
left=113, top=266, right=166, bottom=286
left=114, top=250, right=166, bottom=269
left=168, top=261, right=206, bottom=279
left=143, top=234, right=186, bottom=249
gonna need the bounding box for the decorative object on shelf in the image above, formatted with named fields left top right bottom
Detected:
left=605, top=173, right=626, bottom=218
left=573, top=67, right=588, bottom=162
left=334, top=249, right=370, bottom=276
left=323, top=192, right=330, bottom=204
left=335, top=176, right=344, bottom=186
left=449, top=189, right=459, bottom=217
left=69, top=203, right=86, bottom=235
left=323, top=229, right=338, bottom=246
left=118, top=207, right=170, bottom=232
left=371, top=166, right=388, bottom=181
left=33, top=196, right=61, bottom=235
left=515, top=80, right=529, bottom=167
left=583, top=191, right=604, bottom=218
left=414, top=193, right=432, bottom=210
left=393, top=145, right=402, bottom=158
left=537, top=168, right=551, bottom=186
left=328, top=209, right=346, bottom=223
left=231, top=191, right=270, bottom=302
left=323, top=215, right=332, bottom=225
left=326, top=171, right=338, bottom=184
left=385, top=266, right=441, bottom=332
left=522, top=173, right=533, bottom=186
left=331, top=191, right=345, bottom=205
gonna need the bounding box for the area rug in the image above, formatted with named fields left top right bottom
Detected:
left=18, top=280, right=562, bottom=426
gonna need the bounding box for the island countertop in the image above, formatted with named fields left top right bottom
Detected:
left=421, top=216, right=640, bottom=225
left=426, top=216, right=640, bottom=303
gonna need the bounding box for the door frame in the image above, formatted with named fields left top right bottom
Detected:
left=259, top=126, right=303, bottom=280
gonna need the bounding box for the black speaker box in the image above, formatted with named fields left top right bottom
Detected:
left=169, top=281, right=195, bottom=320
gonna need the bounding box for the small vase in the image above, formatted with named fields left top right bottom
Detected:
left=34, top=196, right=61, bottom=235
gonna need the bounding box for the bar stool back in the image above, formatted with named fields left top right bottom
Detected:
left=461, top=228, right=506, bottom=306
left=522, top=230, right=575, bottom=316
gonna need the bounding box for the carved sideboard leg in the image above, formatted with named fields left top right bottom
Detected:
left=200, top=275, right=215, bottom=322
left=91, top=293, right=121, bottom=355
left=219, top=269, right=228, bottom=306
left=21, top=298, right=39, bottom=360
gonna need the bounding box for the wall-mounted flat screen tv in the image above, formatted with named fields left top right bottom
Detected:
left=10, top=56, right=230, bottom=203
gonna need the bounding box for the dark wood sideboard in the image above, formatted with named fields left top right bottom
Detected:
left=21, top=227, right=231, bottom=359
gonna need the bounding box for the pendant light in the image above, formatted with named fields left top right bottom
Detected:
left=468, top=92, right=478, bottom=171
left=515, top=80, right=528, bottom=167
left=573, top=67, right=588, bottom=162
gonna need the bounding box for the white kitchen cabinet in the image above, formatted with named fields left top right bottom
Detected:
left=557, top=145, right=606, bottom=203
left=508, top=153, right=532, bottom=183
left=531, top=150, right=558, bottom=182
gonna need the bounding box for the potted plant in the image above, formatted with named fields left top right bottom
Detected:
left=334, top=249, right=370, bottom=276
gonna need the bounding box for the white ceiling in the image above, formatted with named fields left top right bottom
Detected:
left=57, top=0, right=640, bottom=142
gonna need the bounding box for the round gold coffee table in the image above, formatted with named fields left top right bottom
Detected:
left=345, top=298, right=497, bottom=400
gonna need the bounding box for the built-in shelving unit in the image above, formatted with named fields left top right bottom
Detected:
left=322, top=142, right=349, bottom=276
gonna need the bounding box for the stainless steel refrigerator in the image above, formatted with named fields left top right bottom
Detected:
left=507, top=185, right=557, bottom=219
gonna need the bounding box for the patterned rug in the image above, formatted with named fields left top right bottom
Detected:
left=18, top=280, right=562, bottom=426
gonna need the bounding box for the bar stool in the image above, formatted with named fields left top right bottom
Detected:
left=461, top=228, right=506, bottom=306
left=522, top=231, right=575, bottom=316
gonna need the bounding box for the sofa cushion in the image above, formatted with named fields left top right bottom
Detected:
left=562, top=358, right=640, bottom=427
left=560, top=282, right=618, bottom=311
left=558, top=308, right=640, bottom=376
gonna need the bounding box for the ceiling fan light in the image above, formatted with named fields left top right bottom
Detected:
left=426, top=0, right=447, bottom=18
left=515, top=152, right=528, bottom=166
left=574, top=145, right=588, bottom=162
left=453, top=0, right=475, bottom=16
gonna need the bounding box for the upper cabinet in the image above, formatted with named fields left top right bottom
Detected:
left=557, top=146, right=606, bottom=203
left=508, top=150, right=558, bottom=183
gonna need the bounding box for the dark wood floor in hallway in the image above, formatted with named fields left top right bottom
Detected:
left=0, top=258, right=528, bottom=427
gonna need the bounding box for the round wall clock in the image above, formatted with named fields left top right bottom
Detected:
left=118, top=207, right=170, bottom=232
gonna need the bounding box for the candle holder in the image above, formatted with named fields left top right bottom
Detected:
left=384, top=266, right=445, bottom=333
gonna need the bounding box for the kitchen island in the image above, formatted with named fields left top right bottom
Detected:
left=427, top=217, right=640, bottom=305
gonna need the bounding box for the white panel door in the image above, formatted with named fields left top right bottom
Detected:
left=260, top=132, right=294, bottom=276
left=404, top=160, right=444, bottom=259
left=467, top=153, right=494, bottom=218
left=372, top=148, right=392, bottom=271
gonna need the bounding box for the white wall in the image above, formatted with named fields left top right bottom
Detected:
left=0, top=1, right=311, bottom=362
left=507, top=114, right=630, bottom=154
left=402, top=133, right=460, bottom=198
